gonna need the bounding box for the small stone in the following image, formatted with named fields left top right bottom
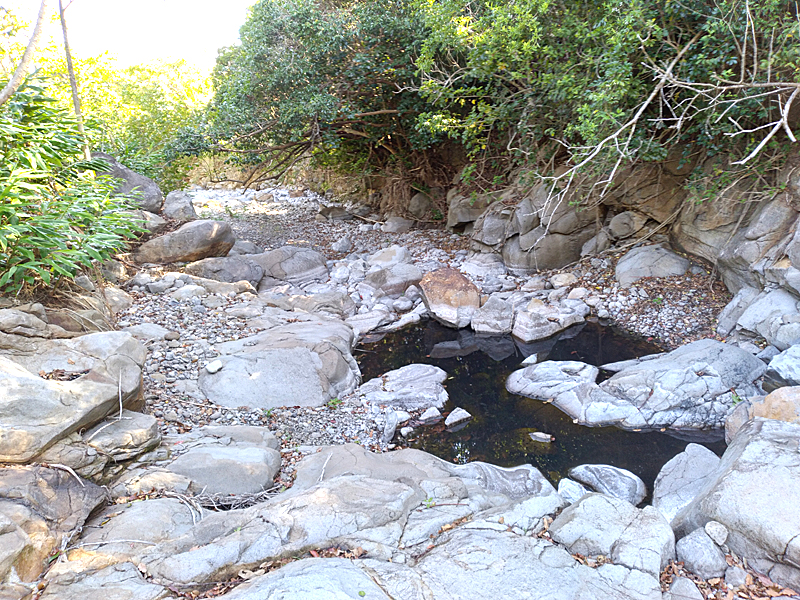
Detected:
left=725, top=566, right=748, bottom=588
left=164, top=331, right=181, bottom=341
left=419, top=407, right=442, bottom=424
left=444, top=407, right=472, bottom=428
left=704, top=520, right=728, bottom=546
left=205, top=360, right=224, bottom=374
left=400, top=426, right=414, bottom=437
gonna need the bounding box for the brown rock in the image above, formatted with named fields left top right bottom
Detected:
left=726, top=386, right=800, bottom=442
left=133, top=220, right=235, bottom=264
left=419, top=268, right=481, bottom=328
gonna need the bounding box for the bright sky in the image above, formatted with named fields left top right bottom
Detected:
left=4, top=0, right=256, bottom=71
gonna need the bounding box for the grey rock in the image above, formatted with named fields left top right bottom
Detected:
left=357, top=364, right=448, bottom=411
left=725, top=566, right=748, bottom=588
left=122, top=322, right=171, bottom=341
left=345, top=308, right=393, bottom=338
left=103, top=286, right=134, bottom=314
left=382, top=216, right=414, bottom=233
left=168, top=444, right=281, bottom=495
left=511, top=299, right=584, bottom=342
left=766, top=344, right=800, bottom=386
left=331, top=235, right=353, bottom=253
left=408, top=192, right=432, bottom=219
left=133, top=220, right=235, bottom=264
left=0, top=309, right=48, bottom=337
left=569, top=464, right=647, bottom=506
left=716, top=286, right=760, bottom=337
left=664, top=577, right=704, bottom=600
left=557, top=478, right=590, bottom=504
left=705, top=520, right=728, bottom=546
left=419, top=407, right=442, bottom=424
left=198, top=310, right=359, bottom=409
left=652, top=443, right=720, bottom=524
left=184, top=255, right=264, bottom=287
left=673, top=418, right=800, bottom=589
left=444, top=407, right=472, bottom=428
left=162, top=190, right=198, bottom=222
left=676, top=528, right=727, bottom=580
left=41, top=562, right=169, bottom=600
left=227, top=239, right=263, bottom=256
left=126, top=209, right=168, bottom=235
left=460, top=253, right=507, bottom=278
left=549, top=493, right=675, bottom=576
left=363, top=263, right=423, bottom=298
left=83, top=410, right=161, bottom=462
left=446, top=193, right=491, bottom=230
left=94, top=152, right=163, bottom=213
left=615, top=244, right=690, bottom=287
left=736, top=289, right=800, bottom=350
left=608, top=211, right=648, bottom=240
left=249, top=246, right=329, bottom=285
left=367, top=245, right=410, bottom=268
left=471, top=295, right=514, bottom=335
left=0, top=332, right=146, bottom=463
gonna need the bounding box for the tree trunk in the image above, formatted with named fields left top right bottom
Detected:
left=0, top=0, right=50, bottom=108
left=58, top=0, right=90, bottom=160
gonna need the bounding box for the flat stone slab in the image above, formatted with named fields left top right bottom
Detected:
left=355, top=364, right=448, bottom=411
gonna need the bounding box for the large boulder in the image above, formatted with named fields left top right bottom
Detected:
left=568, top=464, right=647, bottom=506
left=507, top=339, right=766, bottom=431
left=549, top=493, right=675, bottom=576
left=652, top=444, right=720, bottom=524
left=673, top=418, right=800, bottom=589
left=0, top=465, right=107, bottom=584
left=249, top=246, right=329, bottom=285
left=419, top=268, right=481, bottom=328
left=93, top=152, right=163, bottom=213
left=511, top=298, right=585, bottom=342
left=198, top=309, right=359, bottom=409
left=615, top=244, right=690, bottom=288
left=355, top=364, right=448, bottom=411
left=0, top=332, right=146, bottom=463
left=184, top=255, right=265, bottom=287
left=133, top=220, right=235, bottom=264
left=725, top=385, right=800, bottom=442
left=735, top=289, right=800, bottom=351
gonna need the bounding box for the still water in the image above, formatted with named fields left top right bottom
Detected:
left=356, top=319, right=726, bottom=493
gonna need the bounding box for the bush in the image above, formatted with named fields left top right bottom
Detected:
left=0, top=80, right=141, bottom=294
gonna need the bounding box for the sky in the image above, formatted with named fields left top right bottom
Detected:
left=4, top=0, right=256, bottom=71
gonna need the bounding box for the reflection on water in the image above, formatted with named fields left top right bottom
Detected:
left=356, top=319, right=727, bottom=493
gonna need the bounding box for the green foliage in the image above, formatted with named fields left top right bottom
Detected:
left=207, top=0, right=447, bottom=184
left=0, top=81, right=141, bottom=294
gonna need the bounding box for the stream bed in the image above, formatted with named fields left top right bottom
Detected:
left=357, top=319, right=727, bottom=494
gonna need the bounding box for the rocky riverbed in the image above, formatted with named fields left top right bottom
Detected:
left=2, top=178, right=800, bottom=600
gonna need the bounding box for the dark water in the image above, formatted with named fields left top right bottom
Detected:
left=356, top=319, right=727, bottom=493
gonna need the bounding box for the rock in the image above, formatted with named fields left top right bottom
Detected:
left=503, top=228, right=595, bottom=275
left=331, top=235, right=353, bottom=253
left=725, top=386, right=800, bottom=442
left=168, top=443, right=281, bottom=496
left=736, top=289, right=800, bottom=350
left=716, top=286, right=761, bottom=337
left=367, top=245, right=410, bottom=268
left=382, top=216, right=414, bottom=233
left=419, top=407, right=442, bottom=424
left=356, top=364, right=448, bottom=411
left=126, top=209, right=167, bottom=235
left=725, top=566, right=748, bottom=588
left=345, top=308, right=394, bottom=337
left=102, top=286, right=134, bottom=314
left=608, top=211, right=648, bottom=240
left=122, top=322, right=171, bottom=341
left=249, top=246, right=329, bottom=285
left=226, top=239, right=263, bottom=256
left=673, top=418, right=800, bottom=589
left=615, top=244, right=690, bottom=288
left=444, top=407, right=472, bottom=428
left=419, top=268, right=481, bottom=329
left=568, top=465, right=647, bottom=506
left=557, top=478, right=590, bottom=504
left=0, top=465, right=107, bottom=584
left=133, top=220, right=235, bottom=264
left=446, top=193, right=491, bottom=230
left=198, top=310, right=359, bottom=409
left=766, top=345, right=800, bottom=386
left=40, top=562, right=168, bottom=600
left=408, top=192, right=433, bottom=219
left=705, top=520, right=728, bottom=546
left=676, top=528, right=727, bottom=580
left=549, top=493, right=675, bottom=576
left=205, top=359, right=223, bottom=374
left=511, top=299, right=584, bottom=342
left=550, top=273, right=578, bottom=288
left=664, top=577, right=704, bottom=600
left=161, top=190, right=198, bottom=222
left=519, top=339, right=768, bottom=431
left=184, top=256, right=264, bottom=287
left=460, top=252, right=507, bottom=278
left=0, top=332, right=146, bottom=463
left=83, top=410, right=161, bottom=462
left=581, top=229, right=612, bottom=256
left=93, top=152, right=163, bottom=213
left=470, top=295, right=514, bottom=335
left=363, top=263, right=423, bottom=298
left=0, top=309, right=48, bottom=337
left=652, top=444, right=720, bottom=524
